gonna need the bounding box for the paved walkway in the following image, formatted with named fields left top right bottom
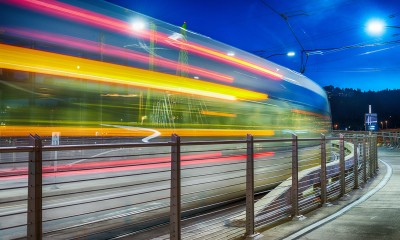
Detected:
left=260, top=148, right=400, bottom=240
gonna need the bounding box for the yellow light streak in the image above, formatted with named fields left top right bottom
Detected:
left=200, top=110, right=237, bottom=118
left=100, top=93, right=138, bottom=97
left=0, top=126, right=274, bottom=137
left=0, top=44, right=268, bottom=101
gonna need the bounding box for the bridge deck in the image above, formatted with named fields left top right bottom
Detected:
left=260, top=147, right=400, bottom=240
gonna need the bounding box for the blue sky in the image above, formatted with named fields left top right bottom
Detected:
left=106, top=0, right=400, bottom=91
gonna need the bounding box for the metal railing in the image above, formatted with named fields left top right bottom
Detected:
left=0, top=133, right=378, bottom=239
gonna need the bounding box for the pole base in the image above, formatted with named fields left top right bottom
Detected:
left=245, top=232, right=263, bottom=240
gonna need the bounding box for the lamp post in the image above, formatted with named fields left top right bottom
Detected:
left=385, top=120, right=388, bottom=129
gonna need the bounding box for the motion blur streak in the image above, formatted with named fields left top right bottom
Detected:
left=292, top=109, right=331, bottom=120
left=0, top=43, right=268, bottom=101
left=200, top=111, right=237, bottom=118
left=0, top=126, right=275, bottom=137
left=0, top=151, right=275, bottom=180
left=4, top=28, right=234, bottom=83
left=5, top=0, right=283, bottom=80
left=171, top=40, right=284, bottom=80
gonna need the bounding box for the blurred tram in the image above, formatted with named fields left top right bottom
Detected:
left=0, top=0, right=333, bottom=237
left=0, top=0, right=331, bottom=141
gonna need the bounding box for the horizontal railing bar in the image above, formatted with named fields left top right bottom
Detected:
left=0, top=136, right=347, bottom=153
left=43, top=178, right=170, bottom=199
left=0, top=146, right=34, bottom=153
left=44, top=189, right=171, bottom=211
left=42, top=142, right=172, bottom=151
left=41, top=169, right=171, bottom=187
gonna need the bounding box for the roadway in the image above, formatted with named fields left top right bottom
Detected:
left=260, top=147, right=400, bottom=240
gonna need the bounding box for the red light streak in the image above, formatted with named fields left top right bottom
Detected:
left=168, top=40, right=283, bottom=80
left=5, top=28, right=233, bottom=83
left=6, top=0, right=283, bottom=80
left=0, top=151, right=274, bottom=180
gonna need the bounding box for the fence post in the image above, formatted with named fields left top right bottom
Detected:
left=27, top=134, right=42, bottom=240
left=339, top=134, right=345, bottom=197
left=353, top=135, right=359, bottom=189
left=371, top=136, right=376, bottom=175
left=291, top=134, right=300, bottom=218
left=368, top=136, right=373, bottom=178
left=375, top=135, right=379, bottom=171
left=363, top=136, right=367, bottom=184
left=245, top=134, right=260, bottom=238
left=170, top=134, right=181, bottom=240
left=390, top=132, right=394, bottom=147
left=320, top=134, right=327, bottom=205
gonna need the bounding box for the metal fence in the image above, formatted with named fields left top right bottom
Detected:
left=0, top=133, right=378, bottom=239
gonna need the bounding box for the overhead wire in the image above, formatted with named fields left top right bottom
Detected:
left=258, top=0, right=308, bottom=72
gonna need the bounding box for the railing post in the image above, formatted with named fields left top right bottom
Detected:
left=320, top=134, right=327, bottom=205
left=390, top=132, right=394, bottom=147
left=375, top=135, right=379, bottom=171
left=368, top=136, right=373, bottom=178
left=170, top=134, right=181, bottom=240
left=245, top=134, right=259, bottom=239
left=353, top=135, right=359, bottom=189
left=27, top=134, right=42, bottom=240
left=383, top=132, right=387, bottom=146
left=371, top=136, right=375, bottom=175
left=291, top=134, right=299, bottom=218
left=339, top=134, right=345, bottom=197
left=363, top=136, right=367, bottom=184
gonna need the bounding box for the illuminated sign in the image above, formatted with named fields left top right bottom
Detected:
left=365, top=113, right=378, bottom=131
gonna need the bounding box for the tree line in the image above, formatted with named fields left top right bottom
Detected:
left=323, top=85, right=400, bottom=130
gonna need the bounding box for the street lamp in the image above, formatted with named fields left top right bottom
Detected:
left=366, top=19, right=400, bottom=36
left=265, top=51, right=296, bottom=59
left=385, top=120, right=388, bottom=129
left=380, top=121, right=383, bottom=129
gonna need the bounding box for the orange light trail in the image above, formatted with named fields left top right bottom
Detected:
left=6, top=0, right=283, bottom=80
left=0, top=44, right=268, bottom=101
left=200, top=110, right=237, bottom=118
left=0, top=126, right=274, bottom=137
left=292, top=109, right=330, bottom=120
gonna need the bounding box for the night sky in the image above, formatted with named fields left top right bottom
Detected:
left=106, top=0, right=400, bottom=91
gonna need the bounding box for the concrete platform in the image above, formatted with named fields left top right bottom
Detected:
left=260, top=147, right=400, bottom=240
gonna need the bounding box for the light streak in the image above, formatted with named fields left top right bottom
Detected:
left=169, top=40, right=283, bottom=79
left=0, top=44, right=268, bottom=101
left=101, top=124, right=161, bottom=143
left=6, top=0, right=283, bottom=80
left=200, top=110, right=237, bottom=118
left=0, top=151, right=275, bottom=180
left=100, top=94, right=138, bottom=97
left=4, top=28, right=234, bottom=83
left=0, top=126, right=274, bottom=137
left=292, top=109, right=330, bottom=120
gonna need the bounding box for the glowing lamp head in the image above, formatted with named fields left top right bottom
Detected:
left=366, top=19, right=385, bottom=36
left=131, top=20, right=146, bottom=31
left=287, top=51, right=295, bottom=57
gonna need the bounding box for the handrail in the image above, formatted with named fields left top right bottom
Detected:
left=0, top=133, right=378, bottom=239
